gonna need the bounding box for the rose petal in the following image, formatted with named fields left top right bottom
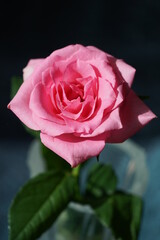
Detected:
left=79, top=107, right=122, bottom=138
left=62, top=61, right=82, bottom=83
left=40, top=133, right=106, bottom=167
left=42, top=68, right=54, bottom=90
left=32, top=113, right=73, bottom=136
left=112, top=82, right=129, bottom=109
left=7, top=79, right=39, bottom=130
left=30, top=55, right=63, bottom=85
left=27, top=45, right=114, bottom=90
left=61, top=97, right=82, bottom=120
left=106, top=90, right=157, bottom=143
left=48, top=45, right=92, bottom=74
left=87, top=45, right=112, bottom=59
left=98, top=77, right=116, bottom=111
left=78, top=95, right=97, bottom=121
left=74, top=60, right=97, bottom=79
left=49, top=44, right=84, bottom=61
left=29, top=83, right=63, bottom=124
left=91, top=60, right=118, bottom=88
left=50, top=85, right=61, bottom=113
left=116, top=59, right=136, bottom=87
left=87, top=46, right=136, bottom=87
left=63, top=98, right=102, bottom=134
left=23, top=59, right=44, bottom=81
left=83, top=77, right=97, bottom=99
left=49, top=45, right=110, bottom=75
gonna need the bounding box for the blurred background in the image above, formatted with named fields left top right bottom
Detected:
left=0, top=0, right=160, bottom=239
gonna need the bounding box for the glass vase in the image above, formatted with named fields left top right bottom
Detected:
left=27, top=139, right=148, bottom=240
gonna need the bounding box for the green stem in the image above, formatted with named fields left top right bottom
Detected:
left=72, top=164, right=81, bottom=177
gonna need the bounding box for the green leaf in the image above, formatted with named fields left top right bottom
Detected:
left=10, top=76, right=23, bottom=99
left=95, top=191, right=143, bottom=240
left=86, top=163, right=117, bottom=198
left=41, top=143, right=71, bottom=172
left=9, top=171, right=76, bottom=240
left=23, top=125, right=40, bottom=138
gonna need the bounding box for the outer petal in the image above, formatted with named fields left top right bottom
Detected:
left=48, top=45, right=110, bottom=75
left=7, top=79, right=39, bottom=130
left=87, top=46, right=136, bottom=87
left=89, top=60, right=118, bottom=88
left=49, top=44, right=84, bottom=60
left=87, top=45, right=112, bottom=58
left=27, top=46, right=85, bottom=87
left=116, top=59, right=136, bottom=87
left=79, top=107, right=122, bottom=138
left=107, top=90, right=157, bottom=143
left=23, top=59, right=44, bottom=81
left=32, top=113, right=74, bottom=137
left=40, top=133, right=106, bottom=167
left=50, top=44, right=108, bottom=62
left=28, top=45, right=113, bottom=88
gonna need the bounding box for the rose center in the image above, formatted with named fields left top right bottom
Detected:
left=64, top=82, right=84, bottom=102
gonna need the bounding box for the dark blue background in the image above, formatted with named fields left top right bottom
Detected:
left=0, top=0, right=160, bottom=239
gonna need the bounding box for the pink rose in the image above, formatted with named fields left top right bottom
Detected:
left=8, top=44, right=156, bottom=167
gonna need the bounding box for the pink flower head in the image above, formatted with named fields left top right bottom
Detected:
left=8, top=44, right=156, bottom=167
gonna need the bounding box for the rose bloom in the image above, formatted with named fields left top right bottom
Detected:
left=8, top=44, right=156, bottom=167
